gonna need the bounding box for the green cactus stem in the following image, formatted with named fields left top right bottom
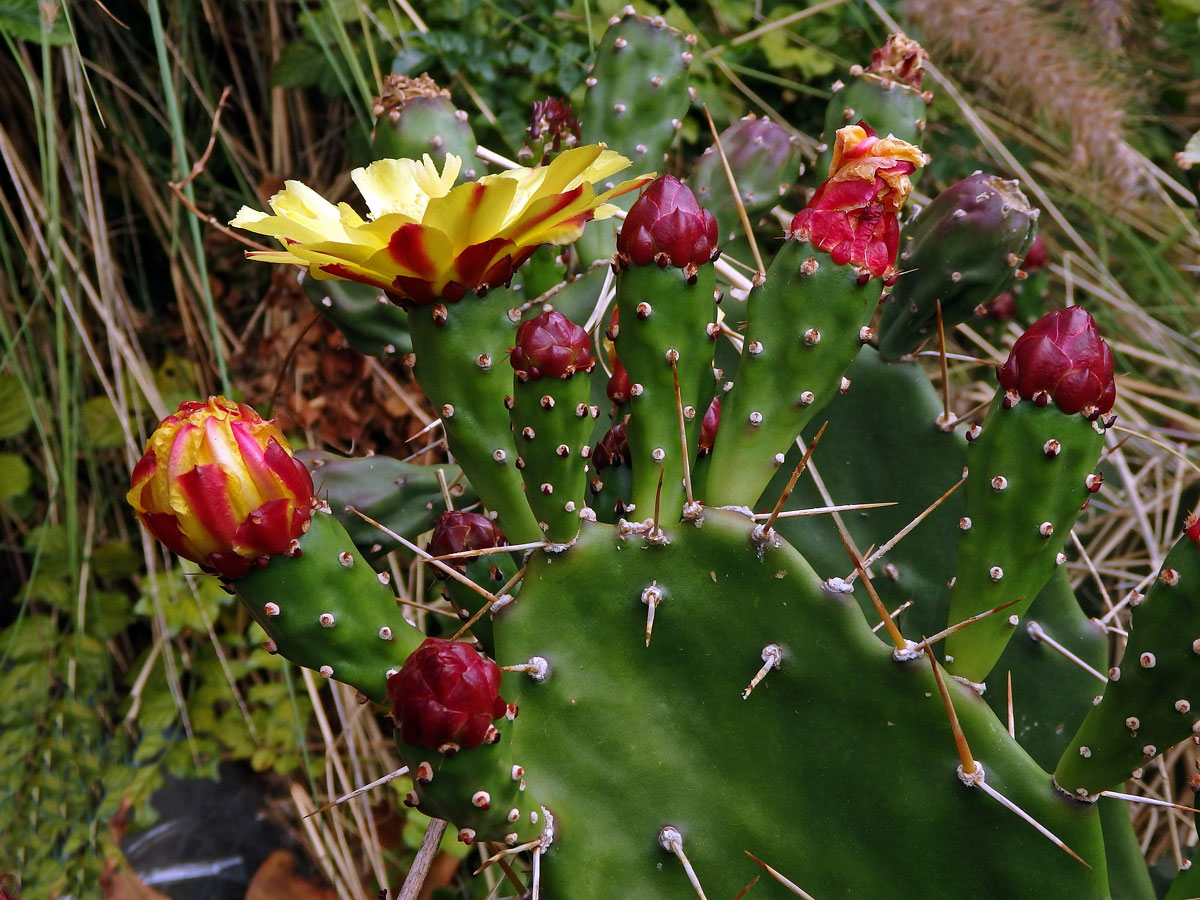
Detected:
left=1054, top=524, right=1200, bottom=796
left=371, top=74, right=480, bottom=178
left=877, top=173, right=1038, bottom=361
left=818, top=32, right=931, bottom=180
left=704, top=243, right=876, bottom=508
left=235, top=507, right=424, bottom=703
left=407, top=290, right=542, bottom=543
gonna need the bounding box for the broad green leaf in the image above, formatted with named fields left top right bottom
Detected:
left=81, top=395, right=126, bottom=449
left=0, top=0, right=72, bottom=45
left=0, top=373, right=33, bottom=439
left=92, top=540, right=141, bottom=580
left=0, top=452, right=30, bottom=498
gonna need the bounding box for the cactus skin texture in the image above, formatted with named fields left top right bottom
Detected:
left=371, top=74, right=480, bottom=179
left=688, top=115, right=801, bottom=240
left=496, top=510, right=1107, bottom=900
left=818, top=33, right=930, bottom=181
left=877, top=172, right=1039, bottom=360
left=575, top=10, right=692, bottom=262
left=1054, top=524, right=1200, bottom=796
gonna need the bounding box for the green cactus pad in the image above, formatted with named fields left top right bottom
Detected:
left=303, top=277, right=412, bottom=358
left=575, top=12, right=691, bottom=263
left=407, top=292, right=542, bottom=543
left=1055, top=528, right=1200, bottom=795
left=877, top=173, right=1038, bottom=361
left=819, top=74, right=927, bottom=178
left=372, top=92, right=479, bottom=180
left=235, top=509, right=423, bottom=702
left=705, top=243, right=877, bottom=509
left=946, top=396, right=1106, bottom=683
left=494, top=509, right=1107, bottom=900
left=298, top=450, right=472, bottom=561
left=614, top=262, right=716, bottom=525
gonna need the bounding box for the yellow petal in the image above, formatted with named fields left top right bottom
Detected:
left=351, top=154, right=461, bottom=219
left=422, top=178, right=520, bottom=251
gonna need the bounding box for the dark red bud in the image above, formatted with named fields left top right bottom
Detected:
left=606, top=357, right=631, bottom=404
left=510, top=311, right=594, bottom=381
left=985, top=291, right=1016, bottom=321
left=592, top=422, right=630, bottom=470
left=617, top=175, right=719, bottom=268
left=698, top=396, right=721, bottom=456
left=428, top=510, right=506, bottom=576
left=1022, top=234, right=1048, bottom=272
left=387, top=638, right=508, bottom=754
left=997, top=307, right=1116, bottom=415
left=523, top=97, right=582, bottom=165
left=1186, top=514, right=1200, bottom=545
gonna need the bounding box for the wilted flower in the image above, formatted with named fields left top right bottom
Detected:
left=789, top=124, right=923, bottom=278
left=387, top=637, right=508, bottom=755
left=997, top=307, right=1116, bottom=416
left=127, top=397, right=315, bottom=579
left=617, top=174, right=719, bottom=272
left=231, top=145, right=650, bottom=307
left=510, top=310, right=595, bottom=381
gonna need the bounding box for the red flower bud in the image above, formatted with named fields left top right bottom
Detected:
left=388, top=638, right=508, bottom=755
left=591, top=422, right=630, bottom=471
left=1021, top=234, right=1049, bottom=272
left=522, top=97, right=581, bottom=165
left=698, top=396, right=722, bottom=456
left=997, top=307, right=1116, bottom=415
left=606, top=356, right=631, bottom=404
left=427, top=510, right=506, bottom=576
left=510, top=311, right=595, bottom=381
left=985, top=291, right=1017, bottom=321
left=126, top=397, right=314, bottom=579
left=617, top=175, right=719, bottom=269
left=789, top=124, right=923, bottom=278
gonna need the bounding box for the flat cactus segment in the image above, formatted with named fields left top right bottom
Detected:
left=614, top=263, right=716, bottom=524
left=1055, top=528, right=1200, bottom=795
left=946, top=397, right=1105, bottom=683
left=575, top=11, right=691, bottom=262
left=985, top=568, right=1109, bottom=769
left=302, top=277, right=411, bottom=358
left=235, top=510, right=423, bottom=702
left=767, top=346, right=965, bottom=641
left=297, top=450, right=472, bottom=561
left=1099, top=797, right=1157, bottom=900
left=495, top=510, right=1107, bottom=899
left=818, top=33, right=930, bottom=180
left=371, top=75, right=479, bottom=179
left=390, top=703, right=543, bottom=846
left=877, top=173, right=1038, bottom=360
left=688, top=116, right=801, bottom=240
left=704, top=243, right=876, bottom=509
left=407, top=293, right=542, bottom=543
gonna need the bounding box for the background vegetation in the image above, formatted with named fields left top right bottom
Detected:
left=1, top=0, right=1198, bottom=896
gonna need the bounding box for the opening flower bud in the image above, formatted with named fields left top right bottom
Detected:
left=789, top=123, right=923, bottom=278
left=387, top=637, right=508, bottom=754
left=126, top=397, right=315, bottom=579
left=617, top=174, right=719, bottom=269
left=592, top=422, right=631, bottom=471
left=510, top=310, right=595, bottom=381
left=698, top=396, right=722, bottom=456
left=997, top=307, right=1116, bottom=415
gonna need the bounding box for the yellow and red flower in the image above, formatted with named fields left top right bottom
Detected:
left=231, top=145, right=651, bottom=307
left=127, top=397, right=315, bottom=579
left=789, top=124, right=923, bottom=278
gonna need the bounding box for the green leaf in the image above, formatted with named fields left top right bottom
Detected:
left=81, top=395, right=126, bottom=449
left=271, top=40, right=324, bottom=88
left=0, top=0, right=73, bottom=45
left=92, top=540, right=141, bottom=580
left=0, top=452, right=31, bottom=498
left=87, top=590, right=134, bottom=639
left=0, top=373, right=33, bottom=439
left=23, top=522, right=71, bottom=578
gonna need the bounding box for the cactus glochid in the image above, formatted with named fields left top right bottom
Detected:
left=124, top=16, right=1200, bottom=900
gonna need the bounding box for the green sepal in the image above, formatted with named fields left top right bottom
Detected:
left=946, top=397, right=1105, bottom=682
left=614, top=263, right=716, bottom=524
left=705, top=243, right=876, bottom=509
left=408, top=293, right=541, bottom=543
left=511, top=369, right=596, bottom=543
left=235, top=510, right=423, bottom=703
left=392, top=694, right=543, bottom=845
left=1055, top=529, right=1200, bottom=795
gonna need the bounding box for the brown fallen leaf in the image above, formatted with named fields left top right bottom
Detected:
left=246, top=850, right=339, bottom=900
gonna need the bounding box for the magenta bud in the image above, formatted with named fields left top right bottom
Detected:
left=698, top=396, right=721, bottom=456
left=617, top=175, right=719, bottom=268
left=591, top=422, right=630, bottom=471
left=997, top=307, right=1116, bottom=415
left=510, top=311, right=595, bottom=381
left=1022, top=234, right=1048, bottom=272
left=387, top=638, right=508, bottom=754
left=428, top=510, right=506, bottom=576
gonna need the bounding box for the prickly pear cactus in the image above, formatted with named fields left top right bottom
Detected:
left=127, top=18, right=1200, bottom=900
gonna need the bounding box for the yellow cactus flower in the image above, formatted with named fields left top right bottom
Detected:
left=231, top=145, right=651, bottom=307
